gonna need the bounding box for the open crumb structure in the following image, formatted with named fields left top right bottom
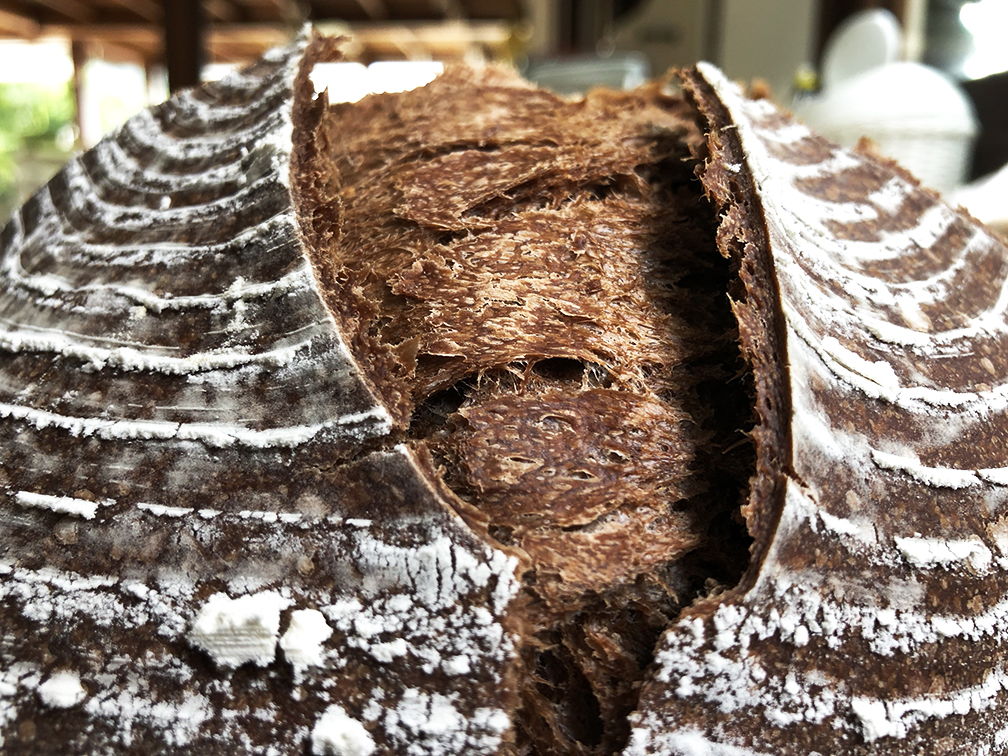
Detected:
left=308, top=63, right=756, bottom=755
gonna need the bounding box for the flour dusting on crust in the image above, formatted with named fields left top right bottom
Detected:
left=628, top=62, right=1008, bottom=756
left=0, top=33, right=520, bottom=754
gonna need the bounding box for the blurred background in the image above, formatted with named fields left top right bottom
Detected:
left=0, top=0, right=1006, bottom=231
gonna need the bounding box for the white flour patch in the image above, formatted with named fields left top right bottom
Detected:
left=311, top=705, right=375, bottom=756
left=15, top=491, right=106, bottom=520
left=872, top=449, right=980, bottom=489
left=37, top=671, right=86, bottom=708
left=894, top=535, right=993, bottom=574
left=280, top=608, right=333, bottom=673
left=188, top=591, right=290, bottom=668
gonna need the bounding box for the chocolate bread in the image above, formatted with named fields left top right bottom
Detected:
left=301, top=52, right=753, bottom=755
left=1, top=29, right=1007, bottom=756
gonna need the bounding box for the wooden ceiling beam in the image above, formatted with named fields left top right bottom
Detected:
left=15, top=19, right=510, bottom=64
left=28, top=0, right=94, bottom=23
left=210, top=24, right=292, bottom=44
left=206, top=0, right=240, bottom=23
left=43, top=21, right=512, bottom=50
left=249, top=0, right=300, bottom=23
left=319, top=20, right=511, bottom=47
left=96, top=39, right=154, bottom=64
left=41, top=22, right=291, bottom=46
left=388, top=28, right=429, bottom=60
left=102, top=0, right=162, bottom=23
left=0, top=7, right=41, bottom=37
left=431, top=0, right=465, bottom=20
left=352, top=0, right=389, bottom=21
left=43, top=22, right=158, bottom=45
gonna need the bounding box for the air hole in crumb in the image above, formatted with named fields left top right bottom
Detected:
left=533, top=358, right=586, bottom=383
left=590, top=183, right=613, bottom=201
left=488, top=524, right=515, bottom=545
left=534, top=645, right=604, bottom=748
left=508, top=455, right=537, bottom=466
left=436, top=230, right=465, bottom=246
left=408, top=382, right=470, bottom=438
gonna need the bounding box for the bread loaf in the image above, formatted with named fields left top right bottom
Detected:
left=1, top=30, right=1007, bottom=755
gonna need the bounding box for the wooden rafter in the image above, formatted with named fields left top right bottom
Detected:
left=102, top=0, right=163, bottom=23
left=40, top=21, right=291, bottom=45
left=318, top=20, right=511, bottom=45
left=250, top=0, right=300, bottom=23
left=35, top=19, right=511, bottom=58
left=0, top=7, right=41, bottom=37
left=431, top=0, right=465, bottom=21
left=0, top=0, right=523, bottom=67
left=352, top=0, right=389, bottom=21
left=205, top=0, right=239, bottom=22
left=27, top=0, right=94, bottom=23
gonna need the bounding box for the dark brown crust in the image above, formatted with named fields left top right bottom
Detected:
left=289, top=33, right=416, bottom=428
left=289, top=33, right=344, bottom=284
left=0, top=35, right=524, bottom=755
left=678, top=68, right=792, bottom=588
left=627, top=63, right=1008, bottom=756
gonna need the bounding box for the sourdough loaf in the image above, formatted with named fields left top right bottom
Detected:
left=1, top=29, right=1007, bottom=756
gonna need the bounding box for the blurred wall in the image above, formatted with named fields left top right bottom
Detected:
left=613, top=0, right=712, bottom=75
left=719, top=0, right=819, bottom=97
left=614, top=0, right=818, bottom=99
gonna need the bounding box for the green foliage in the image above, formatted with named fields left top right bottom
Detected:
left=0, top=81, right=76, bottom=219
left=0, top=82, right=75, bottom=141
